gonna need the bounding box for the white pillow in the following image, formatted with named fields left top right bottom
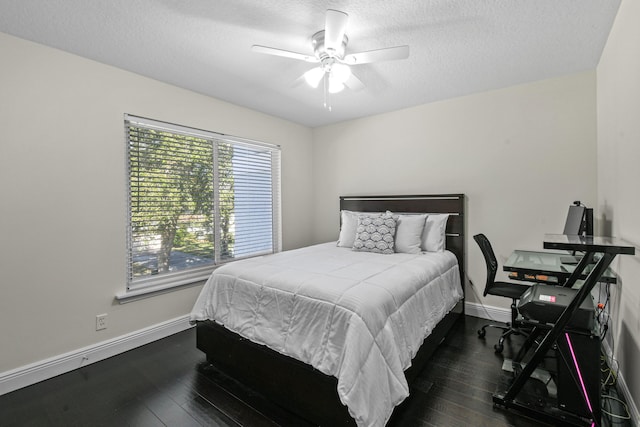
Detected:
left=394, top=214, right=427, bottom=254
left=421, top=214, right=449, bottom=252
left=337, top=210, right=382, bottom=247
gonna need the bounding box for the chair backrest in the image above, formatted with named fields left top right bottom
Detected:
left=473, top=233, right=499, bottom=297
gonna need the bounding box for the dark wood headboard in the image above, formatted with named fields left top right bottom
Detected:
left=339, top=194, right=466, bottom=297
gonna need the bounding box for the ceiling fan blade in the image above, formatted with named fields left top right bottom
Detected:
left=343, top=45, right=410, bottom=65
left=324, top=9, right=349, bottom=54
left=344, top=72, right=365, bottom=91
left=251, top=45, right=318, bottom=63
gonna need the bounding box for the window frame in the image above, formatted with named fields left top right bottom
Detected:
left=122, top=114, right=281, bottom=298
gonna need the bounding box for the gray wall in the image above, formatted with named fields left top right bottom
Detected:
left=0, top=32, right=314, bottom=372
left=311, top=72, right=597, bottom=310
left=597, top=0, right=640, bottom=415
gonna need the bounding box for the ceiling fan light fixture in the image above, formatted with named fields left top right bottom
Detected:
left=331, top=63, right=351, bottom=84
left=328, top=78, right=345, bottom=94
left=303, top=67, right=324, bottom=88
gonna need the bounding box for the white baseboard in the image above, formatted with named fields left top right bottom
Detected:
left=0, top=315, right=193, bottom=396
left=465, top=301, right=511, bottom=323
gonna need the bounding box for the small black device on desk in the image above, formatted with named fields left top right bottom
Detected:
left=562, top=201, right=594, bottom=263
left=563, top=201, right=593, bottom=237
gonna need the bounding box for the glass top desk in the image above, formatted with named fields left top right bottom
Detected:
left=504, top=249, right=617, bottom=285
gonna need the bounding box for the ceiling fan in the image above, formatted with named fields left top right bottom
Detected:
left=251, top=9, right=409, bottom=101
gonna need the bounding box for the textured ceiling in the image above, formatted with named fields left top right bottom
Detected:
left=0, top=0, right=621, bottom=127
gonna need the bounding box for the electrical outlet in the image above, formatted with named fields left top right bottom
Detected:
left=96, top=314, right=107, bottom=331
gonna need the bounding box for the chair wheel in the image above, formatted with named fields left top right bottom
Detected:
left=477, top=329, right=486, bottom=338
left=494, top=343, right=504, bottom=353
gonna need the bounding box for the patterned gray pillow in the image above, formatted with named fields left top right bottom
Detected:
left=352, top=213, right=397, bottom=254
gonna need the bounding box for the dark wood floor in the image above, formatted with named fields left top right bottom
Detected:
left=0, top=316, right=631, bottom=426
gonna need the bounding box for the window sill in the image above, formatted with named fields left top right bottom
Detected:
left=116, top=253, right=274, bottom=304
left=115, top=280, right=205, bottom=304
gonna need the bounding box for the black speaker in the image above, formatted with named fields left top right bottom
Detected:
left=581, top=207, right=594, bottom=236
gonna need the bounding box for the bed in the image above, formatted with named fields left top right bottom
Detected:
left=190, top=194, right=466, bottom=427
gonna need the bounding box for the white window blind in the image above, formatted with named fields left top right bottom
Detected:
left=125, top=114, right=281, bottom=292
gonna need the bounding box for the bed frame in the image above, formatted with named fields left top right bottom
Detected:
left=196, top=194, right=466, bottom=426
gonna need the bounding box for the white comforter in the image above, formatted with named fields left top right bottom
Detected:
left=190, top=242, right=463, bottom=427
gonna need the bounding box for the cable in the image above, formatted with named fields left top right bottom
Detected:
left=597, top=281, right=620, bottom=396
left=601, top=394, right=631, bottom=421
left=467, top=277, right=505, bottom=323
left=597, top=282, right=611, bottom=341
left=600, top=355, right=618, bottom=388
left=591, top=280, right=631, bottom=424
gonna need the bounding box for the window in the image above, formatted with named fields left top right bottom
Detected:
left=125, top=114, right=281, bottom=293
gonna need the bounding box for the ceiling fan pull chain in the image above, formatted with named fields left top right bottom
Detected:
left=323, top=73, right=332, bottom=111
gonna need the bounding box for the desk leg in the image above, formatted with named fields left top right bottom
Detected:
left=494, top=252, right=615, bottom=425
left=513, top=326, right=542, bottom=364
left=562, top=252, right=594, bottom=288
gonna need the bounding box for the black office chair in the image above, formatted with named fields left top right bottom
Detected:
left=474, top=233, right=531, bottom=353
